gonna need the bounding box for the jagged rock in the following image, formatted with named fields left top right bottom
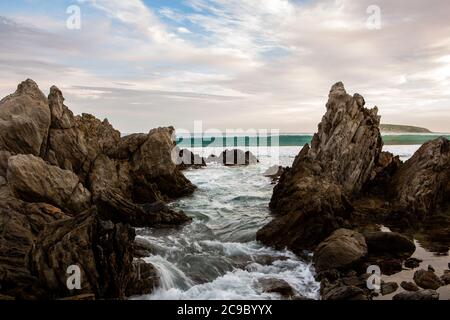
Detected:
left=401, top=281, right=419, bottom=292
left=391, top=137, right=450, bottom=217
left=393, top=289, right=439, bottom=300
left=176, top=148, right=206, bottom=170
left=133, top=237, right=154, bottom=258
left=126, top=259, right=159, bottom=297
left=258, top=278, right=296, bottom=297
left=258, top=83, right=382, bottom=252
left=7, top=154, right=91, bottom=214
left=314, top=229, right=368, bottom=272
left=364, top=232, right=415, bottom=258
left=31, top=209, right=135, bottom=299
left=217, top=149, right=258, bottom=166
left=413, top=269, right=444, bottom=290
left=0, top=79, right=50, bottom=156
left=264, top=165, right=285, bottom=181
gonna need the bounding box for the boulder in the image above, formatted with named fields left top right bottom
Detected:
left=404, top=257, right=422, bottom=269
left=31, top=209, right=135, bottom=299
left=0, top=79, right=50, bottom=156
left=391, top=137, right=450, bottom=217
left=322, top=285, right=368, bottom=300
left=258, top=83, right=382, bottom=251
left=393, top=289, right=439, bottom=300
left=217, top=149, right=258, bottom=166
left=381, top=282, right=398, bottom=296
left=401, top=281, right=419, bottom=292
left=7, top=154, right=91, bottom=214
left=176, top=148, right=206, bottom=170
left=364, top=232, right=415, bottom=258
left=413, top=269, right=444, bottom=290
left=126, top=259, right=159, bottom=297
left=258, top=278, right=296, bottom=298
left=441, top=271, right=450, bottom=285
left=314, top=229, right=368, bottom=272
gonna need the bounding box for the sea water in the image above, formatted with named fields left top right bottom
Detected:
left=136, top=145, right=421, bottom=300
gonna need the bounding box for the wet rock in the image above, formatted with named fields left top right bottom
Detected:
left=134, top=237, right=154, bottom=258
left=401, top=281, right=419, bottom=292
left=427, top=265, right=435, bottom=272
left=258, top=278, right=296, bottom=298
left=258, top=83, right=382, bottom=252
left=217, top=149, right=258, bottom=166
left=0, top=79, right=50, bottom=156
left=391, top=137, right=450, bottom=218
left=393, top=289, right=439, bottom=300
left=125, top=259, right=159, bottom=297
left=322, top=285, right=368, bottom=300
left=404, top=257, right=422, bottom=269
left=176, top=148, right=206, bottom=170
left=441, top=271, right=450, bottom=285
left=381, top=282, right=398, bottom=295
left=7, top=154, right=91, bottom=214
left=264, top=165, right=285, bottom=178
left=364, top=232, right=415, bottom=258
left=313, top=229, right=368, bottom=272
left=31, top=208, right=135, bottom=299
left=413, top=269, right=444, bottom=290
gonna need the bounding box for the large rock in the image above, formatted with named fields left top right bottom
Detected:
left=314, top=229, right=368, bottom=272
left=364, top=232, right=415, bottom=258
left=31, top=209, right=135, bottom=299
left=413, top=269, right=444, bottom=290
left=7, top=154, right=91, bottom=214
left=258, top=83, right=382, bottom=252
left=0, top=79, right=50, bottom=156
left=393, top=289, right=439, bottom=300
left=391, top=137, right=450, bottom=218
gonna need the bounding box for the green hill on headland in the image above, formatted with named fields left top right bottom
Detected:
left=380, top=124, right=432, bottom=133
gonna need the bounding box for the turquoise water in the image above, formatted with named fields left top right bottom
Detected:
left=177, top=134, right=450, bottom=148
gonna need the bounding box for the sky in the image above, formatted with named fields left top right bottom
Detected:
left=0, top=0, right=449, bottom=133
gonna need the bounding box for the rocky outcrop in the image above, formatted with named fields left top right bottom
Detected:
left=390, top=137, right=450, bottom=218
left=0, top=79, right=50, bottom=156
left=313, top=229, right=368, bottom=273
left=257, top=82, right=381, bottom=251
left=7, top=154, right=91, bottom=214
left=0, top=79, right=196, bottom=299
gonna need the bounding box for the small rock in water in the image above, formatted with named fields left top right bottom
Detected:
left=401, top=281, right=419, bottom=292
left=393, top=290, right=439, bottom=301
left=258, top=278, right=296, bottom=298
left=404, top=257, right=422, bottom=269
left=413, top=269, right=444, bottom=290
left=381, top=282, right=399, bottom=296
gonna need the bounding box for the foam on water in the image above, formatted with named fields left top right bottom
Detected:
left=135, top=145, right=421, bottom=300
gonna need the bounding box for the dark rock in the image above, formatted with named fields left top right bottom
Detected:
left=404, top=257, right=422, bottom=269
left=378, top=258, right=403, bottom=276
left=0, top=150, right=12, bottom=177
left=176, top=148, right=206, bottom=170
left=258, top=278, right=296, bottom=297
left=313, top=229, right=367, bottom=272
left=31, top=208, right=135, bottom=299
left=381, top=282, right=398, bottom=295
left=441, top=272, right=450, bottom=285
left=60, top=294, right=96, bottom=301
left=427, top=265, right=435, bottom=272
left=413, top=269, right=444, bottom=290
left=391, top=137, right=450, bottom=218
left=322, top=285, right=368, bottom=300
left=364, top=232, right=415, bottom=258
left=400, top=281, right=419, bottom=292
left=125, top=259, right=159, bottom=297
left=134, top=237, right=154, bottom=258
left=217, top=149, right=258, bottom=166
left=0, top=79, right=50, bottom=156
left=393, top=289, right=439, bottom=300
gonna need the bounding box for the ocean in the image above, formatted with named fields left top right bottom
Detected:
left=134, top=143, right=425, bottom=300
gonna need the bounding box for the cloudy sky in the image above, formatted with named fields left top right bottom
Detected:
left=0, top=0, right=449, bottom=133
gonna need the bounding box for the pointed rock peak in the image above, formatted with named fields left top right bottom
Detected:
left=16, top=79, right=46, bottom=100
left=48, top=85, right=65, bottom=105
left=329, top=82, right=347, bottom=97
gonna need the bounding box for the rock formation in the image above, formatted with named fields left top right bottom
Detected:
left=0, top=79, right=196, bottom=299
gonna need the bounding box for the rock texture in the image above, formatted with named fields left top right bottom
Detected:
left=0, top=79, right=196, bottom=299
left=413, top=269, right=444, bottom=290
left=314, top=229, right=368, bottom=273
left=364, top=232, right=415, bottom=258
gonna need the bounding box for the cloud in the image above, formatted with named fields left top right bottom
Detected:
left=0, top=0, right=449, bottom=132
